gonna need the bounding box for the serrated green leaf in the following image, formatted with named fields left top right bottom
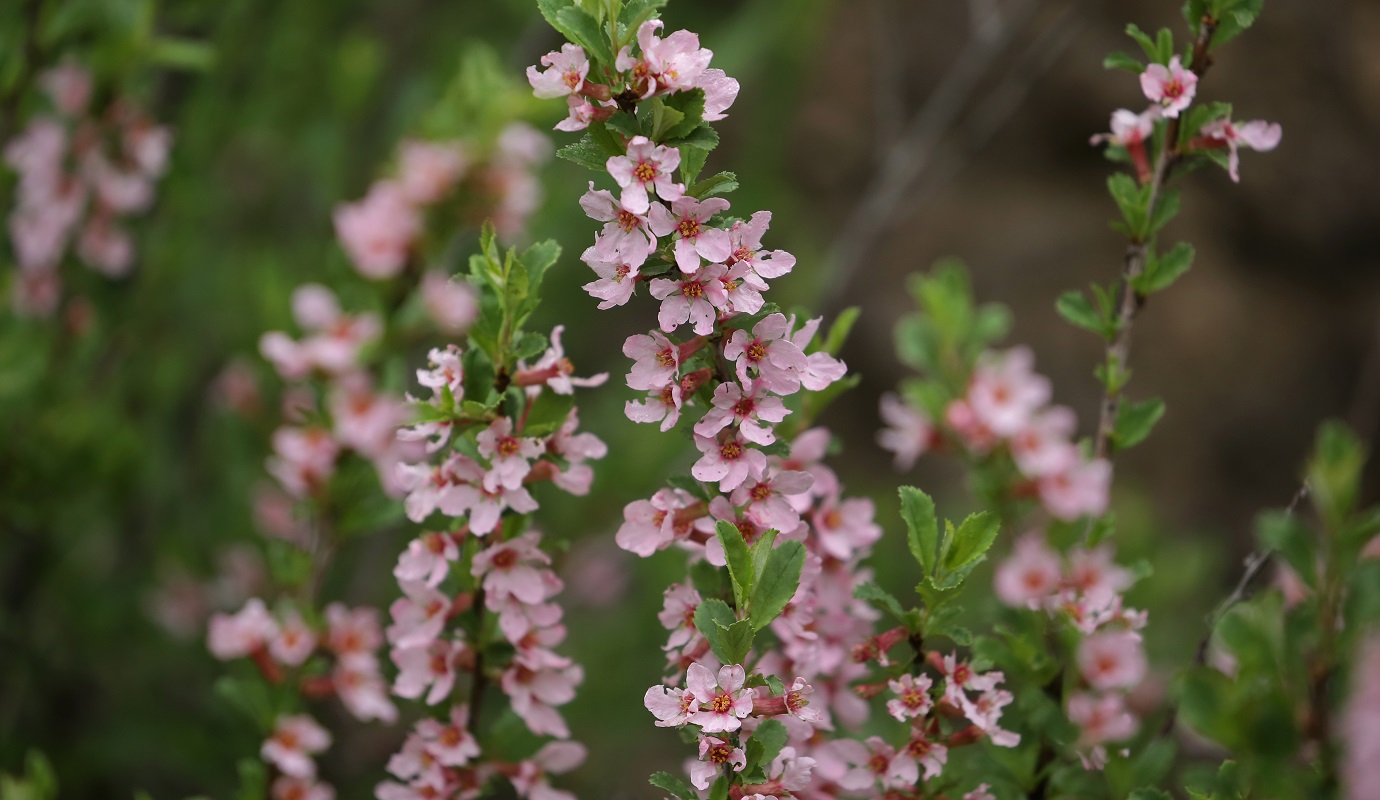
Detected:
left=521, top=390, right=576, bottom=438
left=716, top=618, right=755, bottom=665
left=1108, top=173, right=1149, bottom=239
left=1125, top=23, right=1161, bottom=62
left=1149, top=188, right=1181, bottom=235
left=748, top=540, right=805, bottom=630
left=537, top=0, right=580, bottom=42
left=688, top=172, right=738, bottom=200
left=1135, top=242, right=1195, bottom=293
left=694, top=599, right=737, bottom=663
left=680, top=146, right=710, bottom=186
left=1056, top=290, right=1108, bottom=338
left=709, top=775, right=729, bottom=800
left=665, top=123, right=718, bottom=151
left=649, top=772, right=698, bottom=800
left=1114, top=397, right=1165, bottom=449
left=556, top=133, right=610, bottom=171
left=748, top=529, right=779, bottom=593
left=745, top=718, right=788, bottom=774
left=555, top=6, right=615, bottom=66
left=854, top=581, right=908, bottom=621
left=944, top=511, right=1000, bottom=572
left=899, top=486, right=939, bottom=576
left=717, top=520, right=754, bottom=608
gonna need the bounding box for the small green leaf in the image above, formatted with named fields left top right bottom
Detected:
left=665, top=123, right=718, bottom=150
left=694, top=599, right=738, bottom=663
left=748, top=529, right=779, bottom=592
left=717, top=520, right=754, bottom=608
left=748, top=540, right=805, bottom=630
left=680, top=146, right=710, bottom=186
left=1114, top=397, right=1165, bottom=449
left=1135, top=242, right=1195, bottom=294
left=555, top=6, right=616, bottom=65
left=1108, top=173, right=1149, bottom=239
left=822, top=307, right=860, bottom=356
left=745, top=718, right=788, bottom=774
left=716, top=618, right=755, bottom=665
left=853, top=581, right=907, bottom=621
left=899, top=487, right=939, bottom=576
left=944, top=511, right=1000, bottom=572
left=1124, top=23, right=1161, bottom=62
left=1056, top=290, right=1109, bottom=338
left=688, top=170, right=737, bottom=198
left=521, top=390, right=576, bottom=438
left=709, top=775, right=729, bottom=800
left=1307, top=420, right=1366, bottom=528
left=1148, top=188, right=1182, bottom=235
left=1255, top=510, right=1314, bottom=588
left=1103, top=51, right=1143, bottom=72
left=649, top=772, right=698, bottom=800
left=556, top=133, right=612, bottom=171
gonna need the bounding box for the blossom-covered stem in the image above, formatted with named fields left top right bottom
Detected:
left=1093, top=17, right=1218, bottom=461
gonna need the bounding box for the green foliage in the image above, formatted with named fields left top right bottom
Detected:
left=649, top=772, right=698, bottom=800
left=749, top=539, right=805, bottom=631
left=742, top=719, right=788, bottom=781
left=1056, top=288, right=1116, bottom=340
left=894, top=261, right=1010, bottom=388
left=900, top=486, right=940, bottom=576
left=1134, top=242, right=1195, bottom=294
left=1306, top=420, right=1365, bottom=530
left=0, top=752, right=57, bottom=800
left=1114, top=397, right=1165, bottom=449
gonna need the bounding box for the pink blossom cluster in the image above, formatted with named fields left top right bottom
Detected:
left=3, top=63, right=172, bottom=316
left=379, top=336, right=606, bottom=800
left=1090, top=56, right=1280, bottom=184
left=526, top=23, right=739, bottom=133
left=879, top=346, right=1111, bottom=521
left=994, top=533, right=1148, bottom=768
left=207, top=599, right=398, bottom=797
left=334, top=125, right=550, bottom=279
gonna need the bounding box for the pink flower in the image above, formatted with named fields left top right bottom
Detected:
left=476, top=417, right=544, bottom=492
left=334, top=658, right=398, bottom=723
left=1200, top=116, right=1282, bottom=183
left=1089, top=107, right=1159, bottom=148
left=396, top=454, right=484, bottom=523
left=1067, top=691, right=1138, bottom=748
left=935, top=652, right=1003, bottom=708
left=890, top=732, right=948, bottom=783
left=1341, top=635, right=1380, bottom=798
left=726, top=211, right=795, bottom=280
left=76, top=215, right=132, bottom=276
left=582, top=233, right=649, bottom=309
left=545, top=408, right=608, bottom=495
left=964, top=785, right=995, bottom=800
left=526, top=44, right=590, bottom=99
left=769, top=747, right=816, bottom=792
left=555, top=95, right=612, bottom=133
left=1066, top=544, right=1134, bottom=614
left=266, top=426, right=339, bottom=498
left=625, top=382, right=684, bottom=431
left=392, top=637, right=466, bottom=705
left=420, top=270, right=479, bottom=334
left=1038, top=458, right=1111, bottom=521
left=658, top=583, right=703, bottom=651
left=834, top=736, right=900, bottom=792
left=207, top=598, right=278, bottom=660
left=415, top=344, right=465, bottom=399
left=1077, top=630, right=1147, bottom=691
left=261, top=714, right=331, bottom=779
left=325, top=603, right=384, bottom=661
left=398, top=140, right=467, bottom=205
left=730, top=468, right=813, bottom=532
left=271, top=777, right=334, bottom=800
left=724, top=314, right=807, bottom=394
left=685, top=663, right=754, bottom=732
left=886, top=673, right=934, bottom=722
left=783, top=676, right=824, bottom=724
left=994, top=532, right=1063, bottom=608
left=623, top=331, right=681, bottom=391
left=395, top=532, right=461, bottom=588
left=500, top=658, right=582, bottom=738
left=1010, top=406, right=1079, bottom=478
left=512, top=741, right=586, bottom=800
left=691, top=736, right=746, bottom=790
left=329, top=378, right=407, bottom=460
left=878, top=393, right=934, bottom=470
left=419, top=704, right=482, bottom=767
left=521, top=325, right=608, bottom=395
left=1139, top=56, right=1197, bottom=118
left=269, top=610, right=318, bottom=666
left=578, top=181, right=656, bottom=253
left=965, top=688, right=1021, bottom=747
left=40, top=63, right=92, bottom=117
left=812, top=493, right=881, bottom=561
left=644, top=684, right=696, bottom=727
left=472, top=531, right=558, bottom=606
left=386, top=581, right=452, bottom=649
left=698, top=68, right=740, bottom=121
left=648, top=196, right=731, bottom=273
left=694, top=379, right=790, bottom=445
left=692, top=431, right=767, bottom=493
left=785, top=315, right=847, bottom=391
left=650, top=263, right=728, bottom=335
left=968, top=347, right=1051, bottom=437
left=605, top=135, right=683, bottom=215
left=468, top=483, right=539, bottom=536
left=333, top=180, right=420, bottom=279
left=617, top=487, right=698, bottom=556
left=720, top=261, right=766, bottom=315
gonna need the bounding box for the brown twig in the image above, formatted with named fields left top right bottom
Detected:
left=1092, top=18, right=1219, bottom=461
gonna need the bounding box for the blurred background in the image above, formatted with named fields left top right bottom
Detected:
left=2, top=0, right=1378, bottom=796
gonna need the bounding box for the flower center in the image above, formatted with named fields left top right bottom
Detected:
left=719, top=441, right=743, bottom=461
left=659, top=385, right=676, bottom=406
left=430, top=652, right=449, bottom=675
left=746, top=341, right=767, bottom=362
left=903, top=689, right=926, bottom=709
left=562, top=70, right=582, bottom=89
left=905, top=738, right=932, bottom=758
left=750, top=483, right=772, bottom=502
left=633, top=162, right=657, bottom=183
left=656, top=348, right=676, bottom=368
left=868, top=753, right=889, bottom=774
left=732, top=397, right=756, bottom=417
left=617, top=210, right=639, bottom=231
left=707, top=743, right=733, bottom=764
left=275, top=730, right=300, bottom=750
left=439, top=725, right=463, bottom=747
left=492, top=549, right=517, bottom=569
left=614, top=264, right=631, bottom=282
left=682, top=280, right=704, bottom=299
left=678, top=219, right=701, bottom=239
left=1164, top=79, right=1184, bottom=99
left=710, top=693, right=733, bottom=713
left=497, top=436, right=520, bottom=457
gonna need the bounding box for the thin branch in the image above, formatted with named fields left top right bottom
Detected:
left=1093, top=18, right=1218, bottom=461
left=868, top=0, right=904, bottom=157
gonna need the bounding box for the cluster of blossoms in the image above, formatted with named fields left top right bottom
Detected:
left=1091, top=55, right=1280, bottom=183
left=879, top=346, right=1111, bottom=521
left=208, top=599, right=398, bottom=798
left=334, top=126, right=551, bottom=277
left=379, top=336, right=606, bottom=799
left=3, top=62, right=172, bottom=316
left=994, top=534, right=1148, bottom=768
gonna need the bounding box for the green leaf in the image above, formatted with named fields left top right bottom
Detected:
left=537, top=0, right=579, bottom=42
left=709, top=775, right=729, bottom=800
left=519, top=239, right=561, bottom=296
left=619, top=0, right=668, bottom=36
left=1114, top=397, right=1165, bottom=449
left=717, top=520, right=754, bottom=608
left=556, top=133, right=611, bottom=171
left=1129, top=790, right=1173, bottom=800
left=1056, top=290, right=1109, bottom=338
left=234, top=758, right=267, bottom=800
left=665, top=123, right=718, bottom=150
left=822, top=307, right=861, bottom=356
left=555, top=6, right=616, bottom=66
left=1148, top=188, right=1182, bottom=235
left=748, top=529, right=779, bottom=593
left=854, top=581, right=907, bottom=621
left=745, top=718, right=788, bottom=774
left=146, top=36, right=216, bottom=71
left=1154, top=27, right=1175, bottom=64
left=1125, top=23, right=1161, bottom=62
left=716, top=618, right=755, bottom=664
left=1255, top=510, right=1314, bottom=588
left=662, top=89, right=706, bottom=140
left=1135, top=242, right=1195, bottom=293
left=748, top=540, right=805, bottom=630
left=1209, top=0, right=1264, bottom=49
left=944, top=511, right=1000, bottom=572
left=689, top=171, right=741, bottom=199
left=1307, top=420, right=1366, bottom=528
left=1103, top=51, right=1143, bottom=72
left=899, top=486, right=939, bottom=576
left=1108, top=173, right=1149, bottom=239
left=521, top=390, right=576, bottom=438
left=649, top=772, right=698, bottom=800
left=694, top=599, right=738, bottom=663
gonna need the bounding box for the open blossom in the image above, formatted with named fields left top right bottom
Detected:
left=891, top=732, right=948, bottom=783
left=392, top=637, right=465, bottom=704
left=878, top=392, right=934, bottom=470
left=420, top=270, right=478, bottom=334
left=968, top=347, right=1051, bottom=436
left=886, top=673, right=934, bottom=722
left=395, top=532, right=461, bottom=588
left=650, top=263, right=728, bottom=335
left=625, top=382, right=684, bottom=431
left=1200, top=116, right=1282, bottom=183
left=692, top=430, right=768, bottom=492
left=526, top=44, right=590, bottom=99
left=271, top=777, right=334, bottom=800
left=208, top=597, right=278, bottom=659
left=545, top=408, right=608, bottom=495
left=476, top=417, right=544, bottom=491
left=724, top=313, right=806, bottom=394
left=1039, top=457, right=1112, bottom=521
left=521, top=325, right=608, bottom=396
left=617, top=486, right=698, bottom=556
left=658, top=583, right=702, bottom=651
left=618, top=20, right=713, bottom=97
left=691, top=736, right=746, bottom=790
left=698, top=68, right=740, bottom=121
left=512, top=741, right=586, bottom=800
left=335, top=658, right=399, bottom=723
left=398, top=140, right=467, bottom=205
left=782, top=676, right=825, bottom=723
left=1067, top=691, right=1138, bottom=751
left=623, top=331, right=681, bottom=391
left=686, top=663, right=754, bottom=732
left=472, top=531, right=558, bottom=606
left=694, top=379, right=790, bottom=445
left=812, top=493, right=881, bottom=561
left=994, top=532, right=1063, bottom=608
left=649, top=196, right=731, bottom=273
left=332, top=180, right=420, bottom=279
left=731, top=467, right=812, bottom=532
left=835, top=736, right=902, bottom=792
left=605, top=135, right=682, bottom=215
left=1077, top=630, right=1147, bottom=691
left=582, top=233, right=649, bottom=309
left=1010, top=406, right=1079, bottom=478
left=270, top=610, right=318, bottom=666
left=500, top=657, right=582, bottom=738
left=785, top=315, right=847, bottom=391
left=579, top=181, right=656, bottom=252
left=261, top=715, right=331, bottom=779
left=387, top=581, right=452, bottom=649
left=644, top=684, right=696, bottom=727
left=726, top=210, right=794, bottom=280
left=1140, top=55, right=1197, bottom=118
left=1090, top=107, right=1160, bottom=180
